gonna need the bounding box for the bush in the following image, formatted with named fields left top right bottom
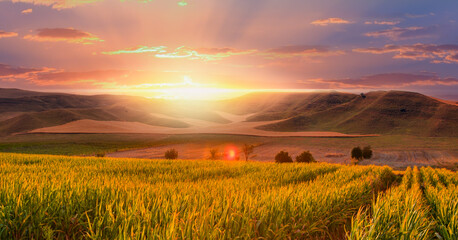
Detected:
left=95, top=153, right=105, bottom=157
left=351, top=147, right=363, bottom=161
left=296, top=151, right=316, bottom=163
left=362, top=145, right=373, bottom=159
left=164, top=149, right=178, bottom=159
left=242, top=143, right=256, bottom=161
left=209, top=148, right=219, bottom=160
left=275, top=151, right=293, bottom=163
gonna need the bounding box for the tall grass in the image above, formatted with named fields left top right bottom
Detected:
left=421, top=167, right=458, bottom=240
left=0, top=153, right=396, bottom=239
left=348, top=167, right=434, bottom=240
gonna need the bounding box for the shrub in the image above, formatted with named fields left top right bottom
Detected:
left=242, top=144, right=256, bottom=161
left=209, top=148, right=219, bottom=160
left=275, top=151, right=293, bottom=163
left=351, top=147, right=363, bottom=161
left=296, top=151, right=316, bottom=163
left=362, top=145, right=373, bottom=159
left=164, top=149, right=178, bottom=159
left=95, top=153, right=105, bottom=157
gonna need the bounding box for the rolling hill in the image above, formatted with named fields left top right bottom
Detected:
left=255, top=91, right=458, bottom=137
left=0, top=88, right=457, bottom=137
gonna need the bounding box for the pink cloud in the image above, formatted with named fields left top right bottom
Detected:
left=0, top=30, right=18, bottom=39
left=364, top=26, right=438, bottom=40
left=0, top=63, right=50, bottom=82
left=24, top=28, right=103, bottom=44
left=21, top=8, right=33, bottom=14
left=263, top=45, right=345, bottom=58
left=299, top=73, right=458, bottom=89
left=354, top=44, right=458, bottom=64
left=3, top=0, right=100, bottom=9
left=311, top=18, right=352, bottom=26
left=103, top=46, right=255, bottom=61
left=364, top=20, right=400, bottom=25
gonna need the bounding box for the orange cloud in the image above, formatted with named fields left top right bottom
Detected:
left=103, top=46, right=256, bottom=61
left=263, top=45, right=345, bottom=58
left=103, top=45, right=343, bottom=62
left=0, top=30, right=18, bottom=39
left=2, top=0, right=100, bottom=9
left=364, top=20, right=400, bottom=25
left=311, top=17, right=351, bottom=26
left=21, top=8, right=33, bottom=14
left=354, top=44, right=458, bottom=64
left=156, top=46, right=256, bottom=61
left=364, top=26, right=438, bottom=40
left=299, top=73, right=458, bottom=89
left=0, top=63, right=53, bottom=82
left=24, top=28, right=103, bottom=44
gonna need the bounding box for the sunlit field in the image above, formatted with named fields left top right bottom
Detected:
left=0, top=153, right=456, bottom=239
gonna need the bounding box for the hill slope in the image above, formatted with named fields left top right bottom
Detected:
left=0, top=88, right=456, bottom=137
left=257, top=91, right=458, bottom=136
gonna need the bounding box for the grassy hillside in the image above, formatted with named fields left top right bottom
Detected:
left=0, top=107, right=189, bottom=136
left=218, top=92, right=357, bottom=120
left=0, top=89, right=230, bottom=135
left=1, top=88, right=456, bottom=136
left=258, top=91, right=458, bottom=137
left=0, top=88, right=62, bottom=98
left=0, top=153, right=456, bottom=239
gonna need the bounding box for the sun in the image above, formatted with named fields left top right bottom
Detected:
left=154, top=76, right=246, bottom=100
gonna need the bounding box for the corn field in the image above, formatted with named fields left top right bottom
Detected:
left=0, top=153, right=455, bottom=239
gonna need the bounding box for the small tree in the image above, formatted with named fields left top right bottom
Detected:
left=362, top=145, right=373, bottom=159
left=296, top=151, right=316, bottom=163
left=351, top=146, right=363, bottom=161
left=95, top=152, right=105, bottom=158
left=164, top=149, right=178, bottom=159
left=242, top=144, right=256, bottom=161
left=209, top=148, right=219, bottom=160
left=275, top=151, right=293, bottom=163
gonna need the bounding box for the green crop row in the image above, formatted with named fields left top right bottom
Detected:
left=349, top=167, right=457, bottom=240
left=0, top=153, right=398, bottom=239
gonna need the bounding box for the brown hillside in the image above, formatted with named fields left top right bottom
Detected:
left=258, top=91, right=458, bottom=136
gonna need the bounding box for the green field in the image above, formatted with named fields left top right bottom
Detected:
left=0, top=153, right=456, bottom=239
left=0, top=133, right=456, bottom=156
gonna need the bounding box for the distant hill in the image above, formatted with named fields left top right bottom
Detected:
left=256, top=91, right=458, bottom=137
left=0, top=88, right=456, bottom=137
left=218, top=92, right=357, bottom=121
left=0, top=88, right=64, bottom=98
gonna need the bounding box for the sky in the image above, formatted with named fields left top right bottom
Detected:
left=0, top=0, right=457, bottom=100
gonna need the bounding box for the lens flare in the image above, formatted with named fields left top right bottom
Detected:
left=224, top=145, right=239, bottom=160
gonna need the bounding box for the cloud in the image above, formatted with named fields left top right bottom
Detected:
left=405, top=13, right=435, bottom=18
left=364, top=20, right=400, bottom=25
left=354, top=44, right=458, bottom=64
left=364, top=26, right=438, bottom=40
left=0, top=63, right=196, bottom=89
left=0, top=63, right=135, bottom=87
left=177, top=0, right=187, bottom=7
left=299, top=73, right=458, bottom=89
left=311, top=18, right=351, bottom=26
left=0, top=30, right=18, bottom=39
left=0, top=63, right=52, bottom=82
left=29, top=69, right=130, bottom=86
left=263, top=45, right=345, bottom=58
left=103, top=46, right=256, bottom=61
left=24, top=28, right=103, bottom=44
left=0, top=0, right=101, bottom=9
left=102, top=46, right=167, bottom=55
left=103, top=45, right=345, bottom=63
left=21, top=8, right=33, bottom=14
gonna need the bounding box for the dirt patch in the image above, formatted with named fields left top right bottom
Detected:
left=29, top=119, right=377, bottom=137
